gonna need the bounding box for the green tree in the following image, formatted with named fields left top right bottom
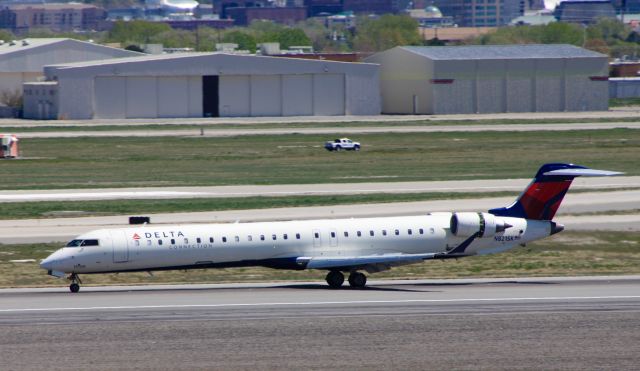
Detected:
left=586, top=18, right=629, bottom=44
left=222, top=30, right=257, bottom=52
left=151, top=29, right=196, bottom=49
left=475, top=23, right=583, bottom=46
left=273, top=28, right=311, bottom=49
left=352, top=15, right=420, bottom=52
left=107, top=20, right=172, bottom=44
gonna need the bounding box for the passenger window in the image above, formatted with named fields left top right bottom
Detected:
left=248, top=235, right=253, bottom=242
left=135, top=240, right=140, bottom=246
left=369, top=230, right=374, bottom=236
left=171, top=239, right=175, bottom=244
left=408, top=229, right=412, bottom=235
left=357, top=231, right=362, bottom=237
left=284, top=234, right=288, bottom=240
left=382, top=230, right=387, bottom=236
left=222, top=237, right=227, bottom=243
left=419, top=228, right=424, bottom=235
left=395, top=229, right=400, bottom=236
left=260, top=235, right=265, bottom=241
left=209, top=237, right=214, bottom=243
left=235, top=236, right=240, bottom=242
left=344, top=231, right=349, bottom=237
left=158, top=240, right=163, bottom=245
left=272, top=234, right=277, bottom=240
left=330, top=232, right=336, bottom=238
left=314, top=232, right=319, bottom=238
left=184, top=238, right=189, bottom=244
left=296, top=233, right=300, bottom=239
left=197, top=238, right=201, bottom=243
left=147, top=240, right=152, bottom=246
left=430, top=228, right=435, bottom=234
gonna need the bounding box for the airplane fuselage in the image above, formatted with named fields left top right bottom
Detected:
left=42, top=213, right=549, bottom=276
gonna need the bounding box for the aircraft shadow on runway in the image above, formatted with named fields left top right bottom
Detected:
left=273, top=284, right=430, bottom=293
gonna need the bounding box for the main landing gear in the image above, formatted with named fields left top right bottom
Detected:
left=68, top=273, right=82, bottom=293
left=325, top=271, right=367, bottom=289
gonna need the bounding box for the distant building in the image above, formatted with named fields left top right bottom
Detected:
left=215, top=0, right=269, bottom=19
left=305, top=0, right=343, bottom=17
left=419, top=27, right=497, bottom=43
left=554, top=0, right=616, bottom=24
left=226, top=6, right=307, bottom=26
left=432, top=0, right=525, bottom=26
left=613, top=0, right=640, bottom=13
left=406, top=5, right=455, bottom=28
left=365, top=44, right=608, bottom=114
left=0, top=3, right=107, bottom=32
left=26, top=53, right=380, bottom=120
left=342, top=0, right=398, bottom=14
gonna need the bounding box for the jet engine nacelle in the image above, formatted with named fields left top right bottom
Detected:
left=450, top=212, right=510, bottom=238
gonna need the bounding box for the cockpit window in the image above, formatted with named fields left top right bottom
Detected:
left=66, top=239, right=99, bottom=247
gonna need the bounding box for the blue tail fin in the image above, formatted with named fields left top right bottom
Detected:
left=489, top=163, right=622, bottom=221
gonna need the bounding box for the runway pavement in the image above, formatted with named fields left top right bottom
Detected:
left=10, top=121, right=640, bottom=138
left=1, top=276, right=638, bottom=370
left=1, top=108, right=640, bottom=127
left=1, top=176, right=638, bottom=202
left=1, top=190, right=639, bottom=243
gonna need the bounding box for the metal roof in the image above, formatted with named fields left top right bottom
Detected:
left=401, top=44, right=606, bottom=60
left=0, top=38, right=131, bottom=56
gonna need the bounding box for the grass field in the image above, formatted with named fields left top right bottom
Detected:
left=1, top=231, right=638, bottom=288
left=2, top=129, right=638, bottom=190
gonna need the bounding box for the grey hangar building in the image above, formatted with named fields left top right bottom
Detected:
left=24, top=53, right=381, bottom=120
left=23, top=44, right=609, bottom=120
left=364, top=45, right=609, bottom=115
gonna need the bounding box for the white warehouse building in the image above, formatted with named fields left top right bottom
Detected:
left=24, top=53, right=380, bottom=120
left=0, top=38, right=140, bottom=95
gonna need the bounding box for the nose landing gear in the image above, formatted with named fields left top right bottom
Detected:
left=68, top=273, right=82, bottom=293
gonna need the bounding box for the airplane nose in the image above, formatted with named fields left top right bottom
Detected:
left=40, top=249, right=69, bottom=272
left=40, top=256, right=53, bottom=270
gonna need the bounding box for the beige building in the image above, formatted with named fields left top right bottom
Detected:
left=365, top=45, right=609, bottom=115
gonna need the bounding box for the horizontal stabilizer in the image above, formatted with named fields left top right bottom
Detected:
left=543, top=168, right=624, bottom=177
left=489, top=163, right=623, bottom=220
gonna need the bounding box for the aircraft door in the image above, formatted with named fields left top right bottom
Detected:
left=312, top=229, right=321, bottom=248
left=111, top=231, right=129, bottom=263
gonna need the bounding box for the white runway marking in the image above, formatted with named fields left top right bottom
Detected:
left=2, top=295, right=639, bottom=313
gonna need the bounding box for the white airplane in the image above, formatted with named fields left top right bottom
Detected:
left=40, top=163, right=621, bottom=293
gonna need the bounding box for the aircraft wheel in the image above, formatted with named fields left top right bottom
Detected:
left=69, top=283, right=80, bottom=293
left=348, top=272, right=367, bottom=288
left=326, top=271, right=344, bottom=288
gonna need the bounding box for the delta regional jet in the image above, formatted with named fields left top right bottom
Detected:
left=40, top=163, right=621, bottom=293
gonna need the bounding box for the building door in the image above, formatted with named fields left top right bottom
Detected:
left=202, top=75, right=219, bottom=117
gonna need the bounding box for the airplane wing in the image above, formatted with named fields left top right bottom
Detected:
left=296, top=233, right=479, bottom=273
left=296, top=253, right=443, bottom=273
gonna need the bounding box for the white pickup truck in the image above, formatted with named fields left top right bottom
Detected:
left=324, top=138, right=361, bottom=151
